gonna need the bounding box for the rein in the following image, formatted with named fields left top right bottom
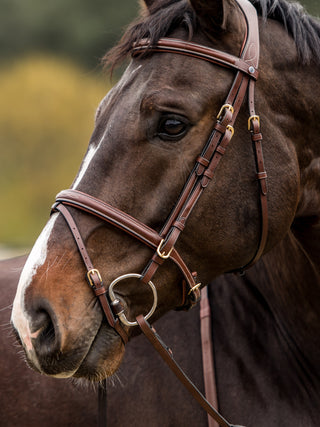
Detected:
left=51, top=0, right=267, bottom=425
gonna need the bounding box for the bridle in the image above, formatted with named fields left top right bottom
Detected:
left=51, top=0, right=267, bottom=425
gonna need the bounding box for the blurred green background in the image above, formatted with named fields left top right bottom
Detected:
left=0, top=0, right=138, bottom=255
left=0, top=0, right=319, bottom=255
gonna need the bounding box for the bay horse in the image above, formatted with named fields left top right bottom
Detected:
left=10, top=0, right=320, bottom=425
left=3, top=254, right=319, bottom=426
left=1, top=255, right=207, bottom=426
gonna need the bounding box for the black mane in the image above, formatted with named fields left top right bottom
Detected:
left=252, top=0, right=320, bottom=64
left=103, top=0, right=320, bottom=68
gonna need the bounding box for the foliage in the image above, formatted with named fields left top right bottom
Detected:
left=302, top=0, right=320, bottom=16
left=0, top=1, right=318, bottom=70
left=0, top=55, right=109, bottom=246
left=0, top=0, right=139, bottom=68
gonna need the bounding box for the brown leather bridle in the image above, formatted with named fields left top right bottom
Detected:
left=51, top=0, right=267, bottom=425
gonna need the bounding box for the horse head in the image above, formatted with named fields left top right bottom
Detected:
left=12, top=0, right=302, bottom=382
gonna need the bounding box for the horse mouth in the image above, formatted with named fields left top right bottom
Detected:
left=14, top=317, right=125, bottom=381
left=71, top=322, right=125, bottom=382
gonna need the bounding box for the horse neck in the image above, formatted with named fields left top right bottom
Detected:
left=247, top=230, right=320, bottom=379
left=258, top=29, right=320, bottom=353
left=259, top=21, right=320, bottom=227
left=290, top=62, right=320, bottom=225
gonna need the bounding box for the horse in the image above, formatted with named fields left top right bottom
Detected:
left=10, top=0, right=320, bottom=425
left=3, top=255, right=319, bottom=427
left=1, top=255, right=208, bottom=426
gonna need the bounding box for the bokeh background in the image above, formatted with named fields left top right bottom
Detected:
left=0, top=0, right=319, bottom=256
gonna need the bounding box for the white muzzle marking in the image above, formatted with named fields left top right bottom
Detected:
left=11, top=214, right=58, bottom=362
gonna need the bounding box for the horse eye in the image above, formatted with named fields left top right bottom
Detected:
left=157, top=115, right=190, bottom=141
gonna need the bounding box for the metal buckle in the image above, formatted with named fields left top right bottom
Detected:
left=157, top=238, right=174, bottom=260
left=217, top=104, right=234, bottom=120
left=108, top=273, right=158, bottom=327
left=188, top=282, right=202, bottom=295
left=87, top=268, right=103, bottom=288
left=248, top=115, right=260, bottom=131
left=226, top=124, right=234, bottom=138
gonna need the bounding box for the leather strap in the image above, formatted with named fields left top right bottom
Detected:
left=132, top=38, right=258, bottom=79
left=96, top=290, right=235, bottom=427
left=200, top=287, right=219, bottom=427
left=136, top=315, right=244, bottom=427
left=52, top=203, right=129, bottom=344
left=54, top=189, right=200, bottom=308
left=237, top=80, right=268, bottom=271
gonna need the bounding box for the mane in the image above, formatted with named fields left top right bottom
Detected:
left=252, top=0, right=320, bottom=64
left=103, top=1, right=197, bottom=70
left=103, top=0, right=320, bottom=69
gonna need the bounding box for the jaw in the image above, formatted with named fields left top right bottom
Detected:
left=72, top=322, right=125, bottom=381
left=15, top=314, right=125, bottom=381
left=12, top=242, right=126, bottom=381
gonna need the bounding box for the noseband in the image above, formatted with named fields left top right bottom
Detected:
left=51, top=0, right=267, bottom=425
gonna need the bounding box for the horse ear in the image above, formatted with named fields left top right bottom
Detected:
left=189, top=0, right=233, bottom=32
left=141, top=0, right=154, bottom=7
left=141, top=0, right=182, bottom=12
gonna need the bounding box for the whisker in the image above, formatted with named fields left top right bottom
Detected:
left=1, top=325, right=14, bottom=332
left=10, top=266, right=24, bottom=273
left=0, top=303, right=13, bottom=312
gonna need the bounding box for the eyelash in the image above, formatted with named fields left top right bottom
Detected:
left=157, top=114, right=190, bottom=141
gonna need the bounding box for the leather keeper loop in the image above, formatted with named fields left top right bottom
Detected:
left=196, top=156, right=210, bottom=167
left=173, top=220, right=185, bottom=232
left=94, top=287, right=107, bottom=296
left=256, top=171, right=267, bottom=180
left=216, top=145, right=226, bottom=155
left=151, top=252, right=166, bottom=266
left=214, top=122, right=227, bottom=134
left=251, top=132, right=263, bottom=142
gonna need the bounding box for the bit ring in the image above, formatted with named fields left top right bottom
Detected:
left=108, top=273, right=157, bottom=327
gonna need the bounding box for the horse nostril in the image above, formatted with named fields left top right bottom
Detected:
left=31, top=309, right=58, bottom=355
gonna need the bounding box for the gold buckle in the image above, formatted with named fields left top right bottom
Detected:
left=226, top=124, right=234, bottom=138
left=157, top=239, right=174, bottom=260
left=248, top=115, right=260, bottom=130
left=188, top=282, right=202, bottom=295
left=87, top=268, right=103, bottom=287
left=217, top=104, right=234, bottom=120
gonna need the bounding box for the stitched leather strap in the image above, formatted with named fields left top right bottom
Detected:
left=132, top=38, right=259, bottom=79
left=54, top=189, right=200, bottom=308
left=136, top=315, right=244, bottom=427
left=200, top=287, right=219, bottom=427
left=52, top=203, right=129, bottom=344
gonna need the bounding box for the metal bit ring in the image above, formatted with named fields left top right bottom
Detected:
left=108, top=273, right=158, bottom=327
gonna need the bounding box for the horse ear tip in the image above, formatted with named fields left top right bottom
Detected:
left=140, top=0, right=154, bottom=9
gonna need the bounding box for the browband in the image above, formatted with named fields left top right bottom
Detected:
left=132, top=38, right=259, bottom=79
